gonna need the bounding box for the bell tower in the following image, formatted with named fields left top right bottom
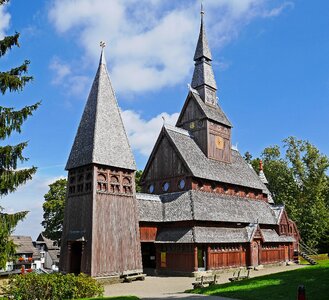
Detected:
left=60, top=43, right=142, bottom=277
left=176, top=6, right=233, bottom=163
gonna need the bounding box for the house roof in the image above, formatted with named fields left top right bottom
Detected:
left=36, top=233, right=59, bottom=250
left=11, top=236, right=35, bottom=254
left=262, top=229, right=295, bottom=243
left=154, top=226, right=295, bottom=244
left=11, top=236, right=41, bottom=259
left=164, top=125, right=268, bottom=192
left=137, top=190, right=279, bottom=225
left=65, top=48, right=136, bottom=171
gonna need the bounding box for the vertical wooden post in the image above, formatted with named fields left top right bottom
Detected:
left=67, top=242, right=71, bottom=273
left=207, top=246, right=211, bottom=270
left=194, top=246, right=198, bottom=271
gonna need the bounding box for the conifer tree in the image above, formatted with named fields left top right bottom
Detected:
left=0, top=0, right=40, bottom=269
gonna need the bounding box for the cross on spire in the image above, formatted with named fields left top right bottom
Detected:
left=99, top=41, right=107, bottom=65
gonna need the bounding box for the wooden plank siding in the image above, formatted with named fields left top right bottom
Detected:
left=60, top=190, right=93, bottom=275
left=140, top=226, right=157, bottom=241
left=208, top=245, right=247, bottom=269
left=156, top=244, right=194, bottom=273
left=260, top=246, right=285, bottom=264
left=92, top=192, right=142, bottom=277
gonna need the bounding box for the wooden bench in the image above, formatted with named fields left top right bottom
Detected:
left=123, top=273, right=146, bottom=283
left=192, top=274, right=217, bottom=289
left=229, top=267, right=251, bottom=282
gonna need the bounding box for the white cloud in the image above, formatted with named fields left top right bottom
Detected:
left=49, top=57, right=71, bottom=84
left=122, top=109, right=179, bottom=156
left=0, top=3, right=11, bottom=39
left=48, top=0, right=293, bottom=94
left=262, top=2, right=294, bottom=18
left=49, top=57, right=90, bottom=95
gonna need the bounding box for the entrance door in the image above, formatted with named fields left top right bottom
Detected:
left=70, top=242, right=82, bottom=275
left=284, top=245, right=289, bottom=261
left=141, top=242, right=156, bottom=269
left=251, top=241, right=259, bottom=267
left=197, top=247, right=206, bottom=271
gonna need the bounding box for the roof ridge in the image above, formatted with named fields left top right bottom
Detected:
left=164, top=124, right=191, bottom=137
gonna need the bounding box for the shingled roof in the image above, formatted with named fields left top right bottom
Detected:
left=137, top=190, right=279, bottom=225
left=154, top=226, right=295, bottom=244
left=176, top=91, right=232, bottom=128
left=66, top=48, right=136, bottom=171
left=164, top=125, right=268, bottom=192
left=11, top=236, right=40, bottom=259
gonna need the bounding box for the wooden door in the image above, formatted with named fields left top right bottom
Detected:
left=197, top=247, right=206, bottom=270
left=284, top=245, right=289, bottom=261
left=252, top=241, right=259, bottom=267
left=69, top=242, right=82, bottom=275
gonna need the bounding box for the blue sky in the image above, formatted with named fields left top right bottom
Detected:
left=1, top=0, right=329, bottom=239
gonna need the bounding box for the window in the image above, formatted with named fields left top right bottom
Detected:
left=178, top=179, right=185, bottom=190
left=162, top=182, right=170, bottom=192
left=148, top=184, right=155, bottom=193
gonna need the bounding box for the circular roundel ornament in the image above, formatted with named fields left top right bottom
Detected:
left=215, top=136, right=224, bottom=150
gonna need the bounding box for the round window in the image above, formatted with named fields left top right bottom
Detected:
left=178, top=179, right=185, bottom=190
left=148, top=184, right=155, bottom=193
left=162, top=182, right=170, bottom=192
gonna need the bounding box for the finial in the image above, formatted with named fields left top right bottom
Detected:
left=162, top=115, right=166, bottom=125
left=201, top=1, right=204, bottom=15
left=99, top=41, right=106, bottom=65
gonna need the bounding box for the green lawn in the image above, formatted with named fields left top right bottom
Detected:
left=188, top=260, right=329, bottom=300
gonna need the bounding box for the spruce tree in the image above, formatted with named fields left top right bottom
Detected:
left=0, top=0, right=40, bottom=269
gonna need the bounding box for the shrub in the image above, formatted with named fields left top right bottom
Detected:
left=4, top=273, right=104, bottom=300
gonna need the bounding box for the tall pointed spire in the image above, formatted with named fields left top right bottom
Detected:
left=191, top=4, right=217, bottom=106
left=66, top=42, right=136, bottom=171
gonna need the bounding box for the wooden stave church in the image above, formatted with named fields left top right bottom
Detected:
left=59, top=9, right=300, bottom=277
left=138, top=10, right=299, bottom=274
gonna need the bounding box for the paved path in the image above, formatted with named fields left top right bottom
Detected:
left=104, top=264, right=306, bottom=300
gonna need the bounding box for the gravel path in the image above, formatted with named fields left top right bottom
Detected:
left=104, top=263, right=306, bottom=300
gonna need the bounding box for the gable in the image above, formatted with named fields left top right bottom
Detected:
left=176, top=93, right=205, bottom=127
left=279, top=210, right=289, bottom=225
left=142, top=129, right=189, bottom=183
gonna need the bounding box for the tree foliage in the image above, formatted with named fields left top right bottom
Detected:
left=41, top=179, right=67, bottom=245
left=247, top=137, right=329, bottom=251
left=135, top=170, right=143, bottom=193
left=0, top=0, right=39, bottom=269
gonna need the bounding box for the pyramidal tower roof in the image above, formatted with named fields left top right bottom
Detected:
left=66, top=44, right=136, bottom=171
left=191, top=5, right=217, bottom=104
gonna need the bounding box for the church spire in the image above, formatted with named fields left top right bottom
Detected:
left=66, top=42, right=136, bottom=171
left=191, top=4, right=217, bottom=106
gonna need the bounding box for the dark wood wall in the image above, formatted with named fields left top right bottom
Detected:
left=177, top=96, right=208, bottom=156
left=60, top=165, right=143, bottom=277
left=207, top=122, right=231, bottom=163
left=60, top=166, right=94, bottom=275
left=156, top=244, right=195, bottom=273
left=142, top=134, right=191, bottom=194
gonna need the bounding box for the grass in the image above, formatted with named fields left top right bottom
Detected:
left=188, top=259, right=329, bottom=300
